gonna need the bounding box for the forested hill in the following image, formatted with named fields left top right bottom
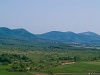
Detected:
left=0, top=27, right=100, bottom=45
left=38, top=31, right=100, bottom=44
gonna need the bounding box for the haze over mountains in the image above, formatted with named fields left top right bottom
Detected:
left=0, top=27, right=100, bottom=45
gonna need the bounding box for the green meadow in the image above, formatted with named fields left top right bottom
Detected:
left=41, top=61, right=100, bottom=73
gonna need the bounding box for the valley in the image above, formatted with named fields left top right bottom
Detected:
left=0, top=27, right=100, bottom=75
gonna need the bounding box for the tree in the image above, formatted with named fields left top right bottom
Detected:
left=74, top=56, right=81, bottom=61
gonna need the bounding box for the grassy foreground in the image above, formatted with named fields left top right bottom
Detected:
left=0, top=61, right=100, bottom=75
left=41, top=61, right=100, bottom=73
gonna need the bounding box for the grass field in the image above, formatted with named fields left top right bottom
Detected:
left=0, top=58, right=100, bottom=75
left=41, top=61, right=100, bottom=73
left=1, top=63, right=100, bottom=75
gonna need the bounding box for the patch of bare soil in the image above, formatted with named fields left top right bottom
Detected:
left=32, top=72, right=49, bottom=75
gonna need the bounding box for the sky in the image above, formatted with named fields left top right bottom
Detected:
left=0, top=0, right=100, bottom=34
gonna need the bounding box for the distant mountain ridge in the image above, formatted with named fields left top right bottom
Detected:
left=38, top=31, right=100, bottom=44
left=0, top=27, right=100, bottom=45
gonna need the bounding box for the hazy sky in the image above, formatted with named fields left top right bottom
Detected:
left=0, top=0, right=100, bottom=34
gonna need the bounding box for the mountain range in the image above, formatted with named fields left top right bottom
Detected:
left=0, top=27, right=100, bottom=45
